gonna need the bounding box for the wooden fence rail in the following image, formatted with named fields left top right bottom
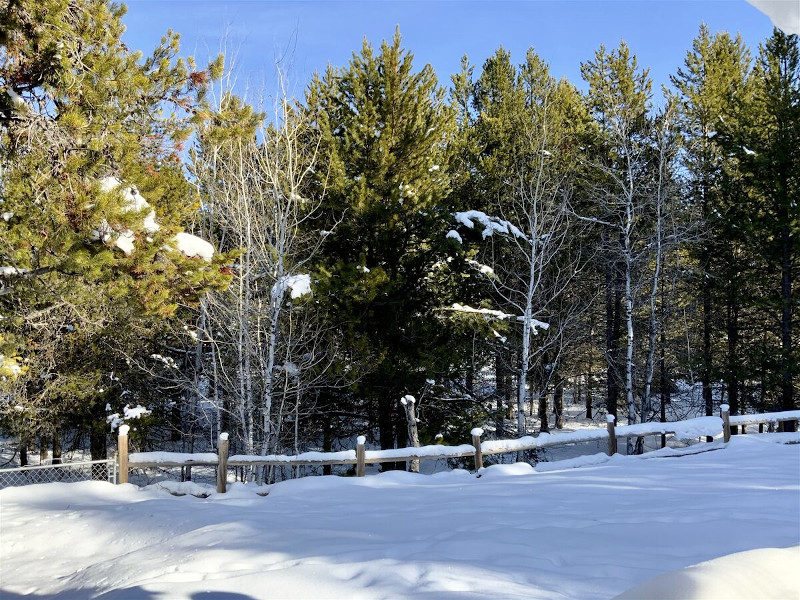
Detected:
left=118, top=407, right=800, bottom=491
left=729, top=410, right=800, bottom=434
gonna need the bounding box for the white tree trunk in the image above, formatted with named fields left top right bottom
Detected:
left=642, top=180, right=664, bottom=424
left=642, top=110, right=674, bottom=424
left=624, top=148, right=637, bottom=455
left=517, top=255, right=538, bottom=436
left=625, top=253, right=636, bottom=451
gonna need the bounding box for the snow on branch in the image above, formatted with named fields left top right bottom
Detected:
left=454, top=210, right=526, bottom=240
left=271, top=273, right=312, bottom=300
left=94, top=177, right=217, bottom=261
left=466, top=259, right=494, bottom=276
left=445, top=229, right=462, bottom=244
left=448, top=303, right=549, bottom=333
left=172, top=232, right=215, bottom=261
left=107, top=404, right=152, bottom=431
left=400, top=395, right=416, bottom=406
left=95, top=177, right=160, bottom=255
left=0, top=266, right=28, bottom=277
left=450, top=302, right=513, bottom=319
left=99, top=177, right=160, bottom=234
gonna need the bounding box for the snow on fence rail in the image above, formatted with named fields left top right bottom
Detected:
left=118, top=407, right=800, bottom=493
left=729, top=410, right=800, bottom=433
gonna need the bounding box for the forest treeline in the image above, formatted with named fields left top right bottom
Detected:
left=1, top=0, right=797, bottom=475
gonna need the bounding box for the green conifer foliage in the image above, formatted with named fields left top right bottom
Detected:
left=672, top=25, right=754, bottom=421
left=0, top=0, right=233, bottom=456
left=306, top=30, right=458, bottom=457
left=737, top=30, right=799, bottom=418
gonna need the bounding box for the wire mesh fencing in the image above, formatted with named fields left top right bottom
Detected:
left=127, top=464, right=218, bottom=488
left=0, top=460, right=116, bottom=489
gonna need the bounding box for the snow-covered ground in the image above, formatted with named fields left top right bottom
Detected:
left=1, top=434, right=798, bottom=599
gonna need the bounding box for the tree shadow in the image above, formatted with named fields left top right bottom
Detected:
left=190, top=594, right=258, bottom=600
left=0, top=587, right=257, bottom=600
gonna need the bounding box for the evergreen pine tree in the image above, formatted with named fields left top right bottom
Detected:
left=0, top=0, right=233, bottom=458
left=305, top=30, right=457, bottom=461
left=672, top=24, right=753, bottom=424
left=735, top=30, right=799, bottom=422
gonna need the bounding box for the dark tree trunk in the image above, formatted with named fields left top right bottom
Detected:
left=39, top=435, right=48, bottom=462
left=52, top=429, right=62, bottom=464
left=586, top=370, right=593, bottom=419
left=89, top=426, right=106, bottom=461
left=392, top=409, right=408, bottom=471
left=779, top=216, right=794, bottom=431
left=727, top=296, right=740, bottom=435
left=379, top=393, right=402, bottom=471
left=504, top=365, right=513, bottom=420
left=554, top=382, right=564, bottom=429
left=702, top=250, right=714, bottom=442
left=322, top=412, right=332, bottom=476
left=89, top=400, right=107, bottom=462
left=170, top=404, right=181, bottom=442
left=538, top=390, right=549, bottom=433
left=496, top=348, right=506, bottom=437
left=19, top=434, right=28, bottom=467
left=758, top=348, right=769, bottom=415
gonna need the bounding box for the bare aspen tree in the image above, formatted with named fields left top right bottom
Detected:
left=641, top=100, right=685, bottom=423
left=451, top=70, right=586, bottom=436
left=502, top=158, right=574, bottom=437
left=582, top=42, right=652, bottom=452
left=191, top=72, right=333, bottom=479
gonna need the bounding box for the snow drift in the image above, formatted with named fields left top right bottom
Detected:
left=0, top=434, right=797, bottom=599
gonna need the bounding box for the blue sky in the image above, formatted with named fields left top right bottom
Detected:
left=122, top=1, right=777, bottom=100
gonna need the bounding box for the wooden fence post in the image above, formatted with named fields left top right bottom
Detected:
left=118, top=425, right=129, bottom=484
left=606, top=415, right=617, bottom=456
left=471, top=427, right=484, bottom=472
left=720, top=404, right=731, bottom=443
left=356, top=436, right=366, bottom=477
left=217, top=432, right=229, bottom=493
left=401, top=396, right=421, bottom=473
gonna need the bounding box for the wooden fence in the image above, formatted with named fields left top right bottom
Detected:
left=117, top=406, right=800, bottom=493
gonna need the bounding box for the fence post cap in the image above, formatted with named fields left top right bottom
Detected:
left=356, top=435, right=366, bottom=446
left=720, top=404, right=730, bottom=413
left=470, top=427, right=484, bottom=437
left=219, top=432, right=229, bottom=441
left=606, top=415, right=616, bottom=424
left=118, top=424, right=130, bottom=435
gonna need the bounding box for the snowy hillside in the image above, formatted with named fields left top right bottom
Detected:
left=1, top=434, right=798, bottom=599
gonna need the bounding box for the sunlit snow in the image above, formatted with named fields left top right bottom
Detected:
left=172, top=231, right=215, bottom=261
left=1, top=435, right=797, bottom=599
left=272, top=273, right=312, bottom=300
